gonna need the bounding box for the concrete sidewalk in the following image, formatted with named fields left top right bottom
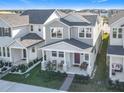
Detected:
left=60, top=74, right=75, bottom=91
left=0, top=80, right=62, bottom=92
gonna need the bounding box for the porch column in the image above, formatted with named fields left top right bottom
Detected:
left=10, top=47, right=12, bottom=62
left=42, top=49, right=46, bottom=70
left=87, top=53, right=92, bottom=76
left=63, top=52, right=67, bottom=72
left=26, top=48, right=29, bottom=64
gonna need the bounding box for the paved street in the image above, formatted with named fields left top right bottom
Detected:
left=0, top=80, right=62, bottom=92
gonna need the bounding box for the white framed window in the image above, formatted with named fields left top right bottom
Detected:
left=7, top=47, right=10, bottom=57
left=59, top=52, right=64, bottom=58
left=50, top=27, right=63, bottom=39
left=86, top=28, right=92, bottom=38
left=85, top=54, right=89, bottom=61
left=113, top=28, right=117, bottom=38
left=32, top=47, right=35, bottom=53
left=31, top=25, right=33, bottom=31
left=78, top=27, right=92, bottom=38
left=3, top=47, right=5, bottom=57
left=79, top=28, right=85, bottom=38
left=52, top=51, right=57, bottom=57
left=118, top=28, right=122, bottom=38
left=113, top=28, right=123, bottom=39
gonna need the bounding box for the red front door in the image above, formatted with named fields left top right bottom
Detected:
left=74, top=53, right=80, bottom=64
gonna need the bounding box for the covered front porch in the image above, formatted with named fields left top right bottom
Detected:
left=41, top=39, right=93, bottom=76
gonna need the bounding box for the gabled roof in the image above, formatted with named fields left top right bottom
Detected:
left=10, top=33, right=44, bottom=48
left=109, top=11, right=124, bottom=25
left=21, top=9, right=55, bottom=24
left=108, top=45, right=124, bottom=56
left=42, top=38, right=92, bottom=52
left=60, top=13, right=98, bottom=26
left=0, top=14, right=29, bottom=27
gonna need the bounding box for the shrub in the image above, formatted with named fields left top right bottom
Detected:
left=1, top=67, right=7, bottom=71
left=5, top=62, right=9, bottom=66
left=9, top=63, right=12, bottom=67
left=73, top=74, right=90, bottom=84
left=28, top=62, right=34, bottom=67
left=18, top=64, right=28, bottom=73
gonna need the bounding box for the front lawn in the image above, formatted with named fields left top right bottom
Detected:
left=69, top=33, right=118, bottom=92
left=2, top=64, right=67, bottom=89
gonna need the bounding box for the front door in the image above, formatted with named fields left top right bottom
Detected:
left=74, top=53, right=80, bottom=65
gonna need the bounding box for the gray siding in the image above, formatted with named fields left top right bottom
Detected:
left=45, top=20, right=69, bottom=44
left=70, top=27, right=93, bottom=46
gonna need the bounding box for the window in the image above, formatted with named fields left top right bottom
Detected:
left=3, top=47, right=5, bottom=57
left=7, top=47, right=10, bottom=57
left=113, top=28, right=117, bottom=38
left=50, top=27, right=63, bottom=38
left=113, top=28, right=123, bottom=39
left=59, top=52, right=64, bottom=58
left=0, top=27, right=11, bottom=37
left=118, top=28, right=122, bottom=38
left=78, top=27, right=92, bottom=38
left=52, top=51, right=57, bottom=57
left=38, top=28, right=41, bottom=31
left=0, top=47, right=1, bottom=56
left=79, top=28, right=85, bottom=38
left=32, top=47, right=35, bottom=53
left=85, top=54, right=89, bottom=61
left=23, top=49, right=26, bottom=58
left=31, top=25, right=33, bottom=31
left=86, top=28, right=92, bottom=38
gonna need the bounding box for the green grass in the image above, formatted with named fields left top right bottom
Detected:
left=69, top=33, right=119, bottom=92
left=2, top=64, right=66, bottom=89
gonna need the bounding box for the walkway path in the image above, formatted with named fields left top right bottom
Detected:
left=0, top=80, right=62, bottom=92
left=60, top=74, right=75, bottom=91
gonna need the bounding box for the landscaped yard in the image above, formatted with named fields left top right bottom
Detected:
left=69, top=33, right=119, bottom=92
left=2, top=64, right=67, bottom=89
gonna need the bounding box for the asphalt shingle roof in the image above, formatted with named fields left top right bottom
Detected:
left=108, top=45, right=124, bottom=55
left=109, top=11, right=124, bottom=25
left=0, top=14, right=29, bottom=27
left=21, top=9, right=55, bottom=24
left=43, top=38, right=92, bottom=51
left=60, top=14, right=98, bottom=26
left=18, top=33, right=44, bottom=48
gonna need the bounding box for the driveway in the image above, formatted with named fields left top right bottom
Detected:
left=0, top=80, right=62, bottom=92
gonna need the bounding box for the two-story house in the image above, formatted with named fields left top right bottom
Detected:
left=40, top=13, right=102, bottom=76
left=0, top=9, right=64, bottom=65
left=108, top=12, right=124, bottom=82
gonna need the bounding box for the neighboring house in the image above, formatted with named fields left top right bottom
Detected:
left=40, top=13, right=102, bottom=76
left=0, top=9, right=64, bottom=65
left=108, top=12, right=124, bottom=82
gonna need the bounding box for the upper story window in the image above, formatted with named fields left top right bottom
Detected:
left=86, top=28, right=92, bottom=38
left=31, top=25, right=33, bottom=31
left=0, top=27, right=11, bottom=37
left=50, top=27, right=63, bottom=39
left=79, top=28, right=85, bottom=38
left=78, top=27, right=92, bottom=38
left=113, top=28, right=122, bottom=39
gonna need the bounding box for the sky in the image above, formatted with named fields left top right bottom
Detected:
left=0, top=0, right=124, bottom=10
